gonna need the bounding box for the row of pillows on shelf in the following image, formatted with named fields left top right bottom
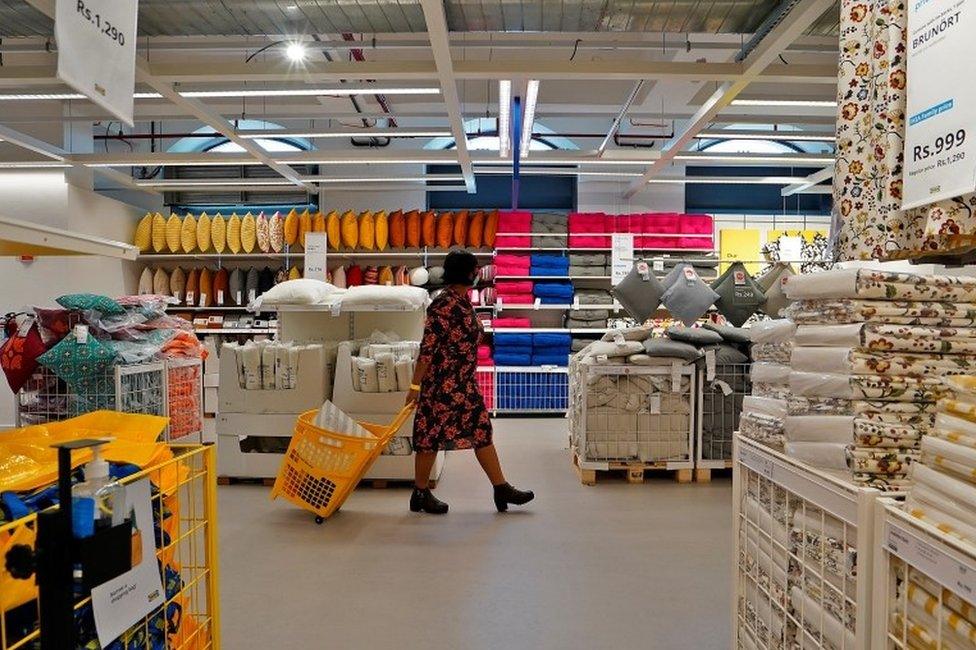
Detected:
left=496, top=211, right=714, bottom=248
left=134, top=209, right=503, bottom=254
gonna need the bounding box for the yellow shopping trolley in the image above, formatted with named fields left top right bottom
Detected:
left=271, top=405, right=415, bottom=524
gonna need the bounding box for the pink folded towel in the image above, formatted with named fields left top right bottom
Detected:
left=495, top=254, right=531, bottom=269
left=569, top=234, right=610, bottom=248
left=678, top=213, right=714, bottom=248
left=496, top=293, right=535, bottom=305
left=496, top=280, right=534, bottom=294
left=498, top=210, right=532, bottom=231
left=495, top=235, right=532, bottom=247
left=478, top=344, right=493, bottom=359
left=492, top=317, right=532, bottom=328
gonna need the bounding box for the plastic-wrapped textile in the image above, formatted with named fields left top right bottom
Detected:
left=784, top=268, right=976, bottom=302
left=786, top=298, right=976, bottom=326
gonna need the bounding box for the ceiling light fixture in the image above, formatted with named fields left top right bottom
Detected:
left=0, top=161, right=72, bottom=168
left=674, top=153, right=834, bottom=165
left=300, top=175, right=466, bottom=184
left=498, top=80, right=512, bottom=158
left=0, top=87, right=441, bottom=101
left=238, top=128, right=452, bottom=139
left=697, top=130, right=835, bottom=142
left=520, top=80, right=539, bottom=158
left=135, top=179, right=294, bottom=187
left=285, top=42, right=307, bottom=62
left=730, top=99, right=837, bottom=108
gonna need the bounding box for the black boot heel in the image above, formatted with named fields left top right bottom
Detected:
left=493, top=483, right=535, bottom=512
left=410, top=488, right=449, bottom=514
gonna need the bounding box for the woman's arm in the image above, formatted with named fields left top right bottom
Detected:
left=405, top=358, right=429, bottom=405
left=406, top=303, right=446, bottom=405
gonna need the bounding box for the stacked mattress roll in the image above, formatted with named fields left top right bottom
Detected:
left=740, top=319, right=795, bottom=449
left=783, top=268, right=976, bottom=489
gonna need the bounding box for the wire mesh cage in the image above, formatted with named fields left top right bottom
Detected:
left=698, top=362, right=752, bottom=468
left=0, top=444, right=220, bottom=650
left=15, top=362, right=166, bottom=427
left=873, top=499, right=976, bottom=650
left=164, top=358, right=204, bottom=443
left=493, top=366, right=569, bottom=414
left=733, top=434, right=882, bottom=650
left=476, top=366, right=495, bottom=412
left=570, top=361, right=696, bottom=468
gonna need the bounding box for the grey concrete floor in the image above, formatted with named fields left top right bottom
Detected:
left=217, top=418, right=733, bottom=650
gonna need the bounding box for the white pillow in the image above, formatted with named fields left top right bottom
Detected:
left=340, top=285, right=429, bottom=310
left=601, top=325, right=653, bottom=343
left=409, top=266, right=429, bottom=287
left=249, top=279, right=339, bottom=310
left=579, top=340, right=644, bottom=361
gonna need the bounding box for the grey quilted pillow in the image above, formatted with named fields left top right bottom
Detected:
left=666, top=325, right=723, bottom=346
left=613, top=261, right=665, bottom=322
left=756, top=262, right=796, bottom=318
left=703, top=322, right=751, bottom=344
left=642, top=337, right=702, bottom=361
left=710, top=262, right=766, bottom=327
left=660, top=266, right=719, bottom=326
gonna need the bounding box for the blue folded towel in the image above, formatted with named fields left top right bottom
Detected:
left=494, top=333, right=534, bottom=348
left=531, top=254, right=569, bottom=268
left=494, top=352, right=533, bottom=367
left=531, top=353, right=569, bottom=366
left=530, top=266, right=568, bottom=277
left=492, top=345, right=532, bottom=356
left=533, top=282, right=575, bottom=298
left=532, top=333, right=572, bottom=348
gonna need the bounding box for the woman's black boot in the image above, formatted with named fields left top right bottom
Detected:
left=410, top=487, right=449, bottom=514
left=493, top=483, right=535, bottom=512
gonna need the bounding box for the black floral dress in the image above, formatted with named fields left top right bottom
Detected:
left=413, top=289, right=493, bottom=452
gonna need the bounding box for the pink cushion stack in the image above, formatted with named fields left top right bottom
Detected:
left=568, top=212, right=610, bottom=247
left=495, top=254, right=531, bottom=276
left=638, top=212, right=680, bottom=248
left=496, top=210, right=533, bottom=247
left=678, top=214, right=714, bottom=249
left=492, top=317, right=532, bottom=328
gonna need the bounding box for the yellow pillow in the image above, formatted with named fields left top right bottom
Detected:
left=374, top=211, right=388, bottom=251
left=241, top=212, right=257, bottom=253
left=134, top=213, right=152, bottom=251
left=359, top=211, right=375, bottom=250
left=326, top=211, right=340, bottom=250
left=340, top=211, right=358, bottom=248
left=196, top=212, right=212, bottom=252
left=151, top=213, right=167, bottom=252
left=288, top=266, right=302, bottom=281
left=165, top=213, right=182, bottom=253
left=284, top=208, right=299, bottom=246
left=312, top=211, right=325, bottom=233
left=378, top=266, right=394, bottom=285
left=269, top=212, right=284, bottom=252
left=256, top=213, right=270, bottom=252
left=211, top=213, right=227, bottom=253
left=226, top=213, right=242, bottom=254
left=298, top=209, right=311, bottom=248
left=180, top=214, right=197, bottom=253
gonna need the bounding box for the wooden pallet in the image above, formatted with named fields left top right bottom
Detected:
left=572, top=453, right=693, bottom=485
left=217, top=476, right=275, bottom=487
left=693, top=460, right=734, bottom=483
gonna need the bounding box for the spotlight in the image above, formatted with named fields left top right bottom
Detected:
left=285, top=42, right=307, bottom=62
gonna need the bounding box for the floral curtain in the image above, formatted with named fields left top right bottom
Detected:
left=833, top=0, right=976, bottom=260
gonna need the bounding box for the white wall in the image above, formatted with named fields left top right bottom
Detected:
left=0, top=170, right=151, bottom=427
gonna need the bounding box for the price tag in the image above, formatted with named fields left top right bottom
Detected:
left=55, top=0, right=139, bottom=125
left=705, top=349, right=716, bottom=381
left=778, top=236, right=803, bottom=263
left=652, top=259, right=664, bottom=272
left=304, top=232, right=328, bottom=281
left=198, top=293, right=207, bottom=308
left=74, top=324, right=89, bottom=344
left=249, top=289, right=256, bottom=303
left=733, top=270, right=746, bottom=286
left=611, top=233, right=635, bottom=286
left=886, top=521, right=976, bottom=600
left=236, top=291, right=242, bottom=305
left=217, top=290, right=224, bottom=306
left=671, top=362, right=682, bottom=392
left=682, top=266, right=697, bottom=281
left=186, top=291, right=194, bottom=305
left=533, top=298, right=541, bottom=311
left=16, top=315, right=31, bottom=337
left=716, top=380, right=733, bottom=396
left=330, top=301, right=341, bottom=317
left=649, top=394, right=661, bottom=414
left=739, top=447, right=774, bottom=480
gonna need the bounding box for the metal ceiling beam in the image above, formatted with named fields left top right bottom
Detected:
left=780, top=165, right=833, bottom=196
left=20, top=0, right=313, bottom=194
left=0, top=123, right=65, bottom=160
left=624, top=0, right=836, bottom=198
left=597, top=81, right=646, bottom=157
left=419, top=0, right=475, bottom=193
left=0, top=61, right=837, bottom=88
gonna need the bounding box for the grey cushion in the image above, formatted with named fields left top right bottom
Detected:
left=612, top=261, right=665, bottom=322
left=229, top=268, right=245, bottom=304
left=533, top=235, right=564, bottom=248
left=568, top=309, right=611, bottom=322
left=666, top=325, right=724, bottom=346
left=575, top=289, right=613, bottom=305
left=710, top=262, right=766, bottom=327
left=569, top=265, right=609, bottom=277
left=427, top=266, right=445, bottom=287
left=704, top=343, right=750, bottom=365
left=571, top=338, right=594, bottom=353
left=755, top=262, right=796, bottom=318
left=642, top=337, right=702, bottom=361
left=569, top=253, right=609, bottom=266
left=660, top=262, right=690, bottom=290
left=703, top=321, right=751, bottom=344
left=245, top=267, right=260, bottom=299
left=660, top=266, right=719, bottom=326
left=566, top=317, right=608, bottom=328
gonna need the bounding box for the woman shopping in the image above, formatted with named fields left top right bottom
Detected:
left=406, top=250, right=535, bottom=515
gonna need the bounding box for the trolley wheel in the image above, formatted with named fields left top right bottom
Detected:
left=314, top=516, right=325, bottom=525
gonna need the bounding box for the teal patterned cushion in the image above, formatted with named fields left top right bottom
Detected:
left=37, top=333, right=118, bottom=395
left=56, top=293, right=125, bottom=315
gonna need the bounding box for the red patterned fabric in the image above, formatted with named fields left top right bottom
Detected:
left=414, top=289, right=492, bottom=452
left=1, top=315, right=47, bottom=393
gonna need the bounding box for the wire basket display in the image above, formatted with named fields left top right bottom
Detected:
left=164, top=358, right=204, bottom=443
left=698, top=362, right=751, bottom=468
left=15, top=362, right=166, bottom=427
left=492, top=366, right=569, bottom=414
left=733, top=434, right=882, bottom=650
left=569, top=360, right=696, bottom=467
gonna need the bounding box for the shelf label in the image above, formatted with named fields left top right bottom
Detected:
left=55, top=0, right=139, bottom=125
left=235, top=291, right=242, bottom=305
left=248, top=289, right=256, bottom=304
left=304, top=232, right=328, bottom=282
left=886, top=520, right=976, bottom=599
left=217, top=290, right=224, bottom=306
left=186, top=291, right=194, bottom=305
left=778, top=236, right=803, bottom=264
left=739, top=446, right=774, bottom=480
left=198, top=293, right=207, bottom=308
left=653, top=259, right=665, bottom=272
left=611, top=233, right=635, bottom=286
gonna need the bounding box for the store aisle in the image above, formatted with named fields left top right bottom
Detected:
left=218, top=419, right=732, bottom=649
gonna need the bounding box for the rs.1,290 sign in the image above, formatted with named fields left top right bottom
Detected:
left=55, top=0, right=139, bottom=125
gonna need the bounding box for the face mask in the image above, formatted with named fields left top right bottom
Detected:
left=469, top=274, right=480, bottom=288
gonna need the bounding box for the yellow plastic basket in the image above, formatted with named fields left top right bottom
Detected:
left=271, top=406, right=414, bottom=523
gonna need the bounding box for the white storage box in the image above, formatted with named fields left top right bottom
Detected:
left=219, top=345, right=329, bottom=414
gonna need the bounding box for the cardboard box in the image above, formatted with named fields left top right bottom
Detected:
left=219, top=345, right=328, bottom=414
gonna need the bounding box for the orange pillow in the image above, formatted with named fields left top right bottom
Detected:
left=436, top=212, right=454, bottom=248
left=406, top=210, right=421, bottom=248
left=389, top=210, right=405, bottom=248
left=484, top=210, right=499, bottom=247
left=468, top=211, right=485, bottom=248
left=421, top=211, right=436, bottom=247
left=453, top=210, right=469, bottom=247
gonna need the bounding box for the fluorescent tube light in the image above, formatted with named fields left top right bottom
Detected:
left=0, top=88, right=440, bottom=101
left=520, top=80, right=539, bottom=158
left=238, top=129, right=452, bottom=139
left=697, top=131, right=835, bottom=142
left=498, top=80, right=511, bottom=158
left=730, top=99, right=836, bottom=108
left=674, top=153, right=833, bottom=165
left=0, top=161, right=72, bottom=168
left=301, top=175, right=465, bottom=184
left=135, top=179, right=294, bottom=187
